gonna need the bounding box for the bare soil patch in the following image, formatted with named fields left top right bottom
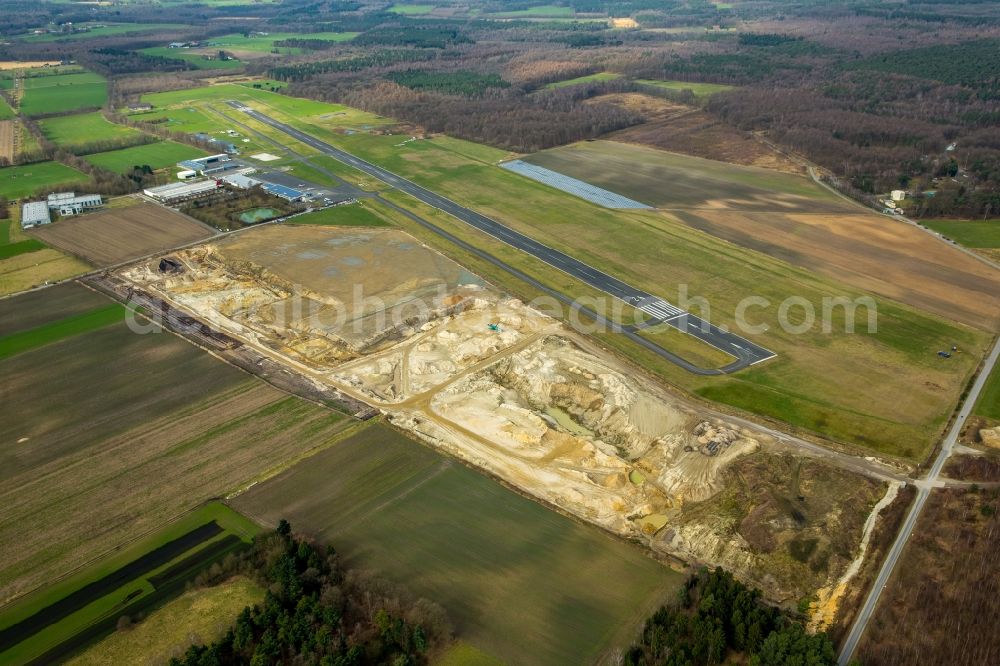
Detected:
left=600, top=96, right=803, bottom=174
left=0, top=61, right=61, bottom=71
left=30, top=203, right=214, bottom=267
left=0, top=120, right=13, bottom=163
left=673, top=210, right=1000, bottom=331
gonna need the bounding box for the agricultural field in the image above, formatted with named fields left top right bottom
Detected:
left=0, top=161, right=90, bottom=199
left=67, top=577, right=263, bottom=666
left=856, top=488, right=1000, bottom=665
left=37, top=112, right=145, bottom=151
left=82, top=140, right=207, bottom=172
left=487, top=4, right=574, bottom=17
left=233, top=422, right=686, bottom=666
left=0, top=97, right=14, bottom=121
left=0, top=218, right=90, bottom=296
left=544, top=72, right=621, bottom=89
left=598, top=92, right=804, bottom=172
left=1, top=120, right=15, bottom=162
left=0, top=503, right=259, bottom=665
left=139, top=48, right=245, bottom=70
left=21, top=23, right=190, bottom=42
left=287, top=201, right=394, bottom=227
left=636, top=79, right=737, bottom=98
left=204, top=31, right=358, bottom=56
left=975, top=362, right=1000, bottom=421
left=19, top=71, right=108, bottom=116
left=0, top=282, right=350, bottom=604
left=29, top=202, right=215, bottom=266
left=389, top=3, right=437, bottom=14
left=920, top=218, right=1000, bottom=261
left=524, top=140, right=845, bottom=212
left=524, top=141, right=1000, bottom=330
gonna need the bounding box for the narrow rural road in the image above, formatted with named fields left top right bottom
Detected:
left=228, top=101, right=776, bottom=372
left=838, top=335, right=1000, bottom=664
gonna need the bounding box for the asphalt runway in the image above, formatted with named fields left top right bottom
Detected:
left=230, top=102, right=776, bottom=371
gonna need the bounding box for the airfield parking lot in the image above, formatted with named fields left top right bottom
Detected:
left=29, top=202, right=216, bottom=267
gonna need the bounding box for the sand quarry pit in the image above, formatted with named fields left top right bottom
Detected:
left=121, top=224, right=892, bottom=612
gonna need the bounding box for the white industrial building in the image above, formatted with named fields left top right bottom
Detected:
left=144, top=179, right=220, bottom=203
left=21, top=201, right=52, bottom=229
left=221, top=174, right=261, bottom=189
left=46, top=192, right=103, bottom=216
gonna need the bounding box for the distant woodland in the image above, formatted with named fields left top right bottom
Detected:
left=1, top=0, right=998, bottom=216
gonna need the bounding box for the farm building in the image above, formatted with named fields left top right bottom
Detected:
left=144, top=179, right=220, bottom=203
left=128, top=103, right=152, bottom=112
left=262, top=183, right=305, bottom=202
left=46, top=192, right=103, bottom=216
left=891, top=190, right=907, bottom=201
left=21, top=201, right=52, bottom=229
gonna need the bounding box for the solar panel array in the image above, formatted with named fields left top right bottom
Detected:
left=500, top=160, right=652, bottom=210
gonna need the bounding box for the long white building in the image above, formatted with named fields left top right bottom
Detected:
left=144, top=179, right=220, bottom=203
left=21, top=201, right=51, bottom=229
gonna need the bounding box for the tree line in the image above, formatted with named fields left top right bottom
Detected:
left=625, top=568, right=843, bottom=666
left=167, top=520, right=451, bottom=666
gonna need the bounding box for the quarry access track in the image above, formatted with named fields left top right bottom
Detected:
left=228, top=101, right=776, bottom=374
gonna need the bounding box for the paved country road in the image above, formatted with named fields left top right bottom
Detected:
left=838, top=335, right=1000, bottom=664
left=229, top=101, right=776, bottom=373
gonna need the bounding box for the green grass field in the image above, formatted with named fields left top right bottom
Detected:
left=67, top=577, right=263, bottom=666
left=524, top=140, right=844, bottom=211
left=139, top=47, right=245, bottom=70
left=83, top=141, right=207, bottom=172
left=545, top=72, right=621, bottom=89
left=974, top=362, right=1000, bottom=421
left=287, top=202, right=392, bottom=227
left=488, top=4, right=574, bottom=17
left=389, top=3, right=436, bottom=14
left=0, top=162, right=90, bottom=199
left=0, top=239, right=45, bottom=260
left=920, top=218, right=1000, bottom=248
left=0, top=303, right=126, bottom=359
left=20, top=71, right=108, bottom=116
left=0, top=503, right=259, bottom=665
left=205, top=31, right=357, bottom=54
left=38, top=112, right=144, bottom=151
left=0, top=97, right=14, bottom=120
left=233, top=422, right=683, bottom=666
left=22, top=23, right=189, bottom=42
left=636, top=79, right=736, bottom=98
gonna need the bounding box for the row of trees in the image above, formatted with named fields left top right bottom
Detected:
left=169, top=521, right=451, bottom=666
left=314, top=78, right=642, bottom=153
left=625, top=569, right=840, bottom=666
